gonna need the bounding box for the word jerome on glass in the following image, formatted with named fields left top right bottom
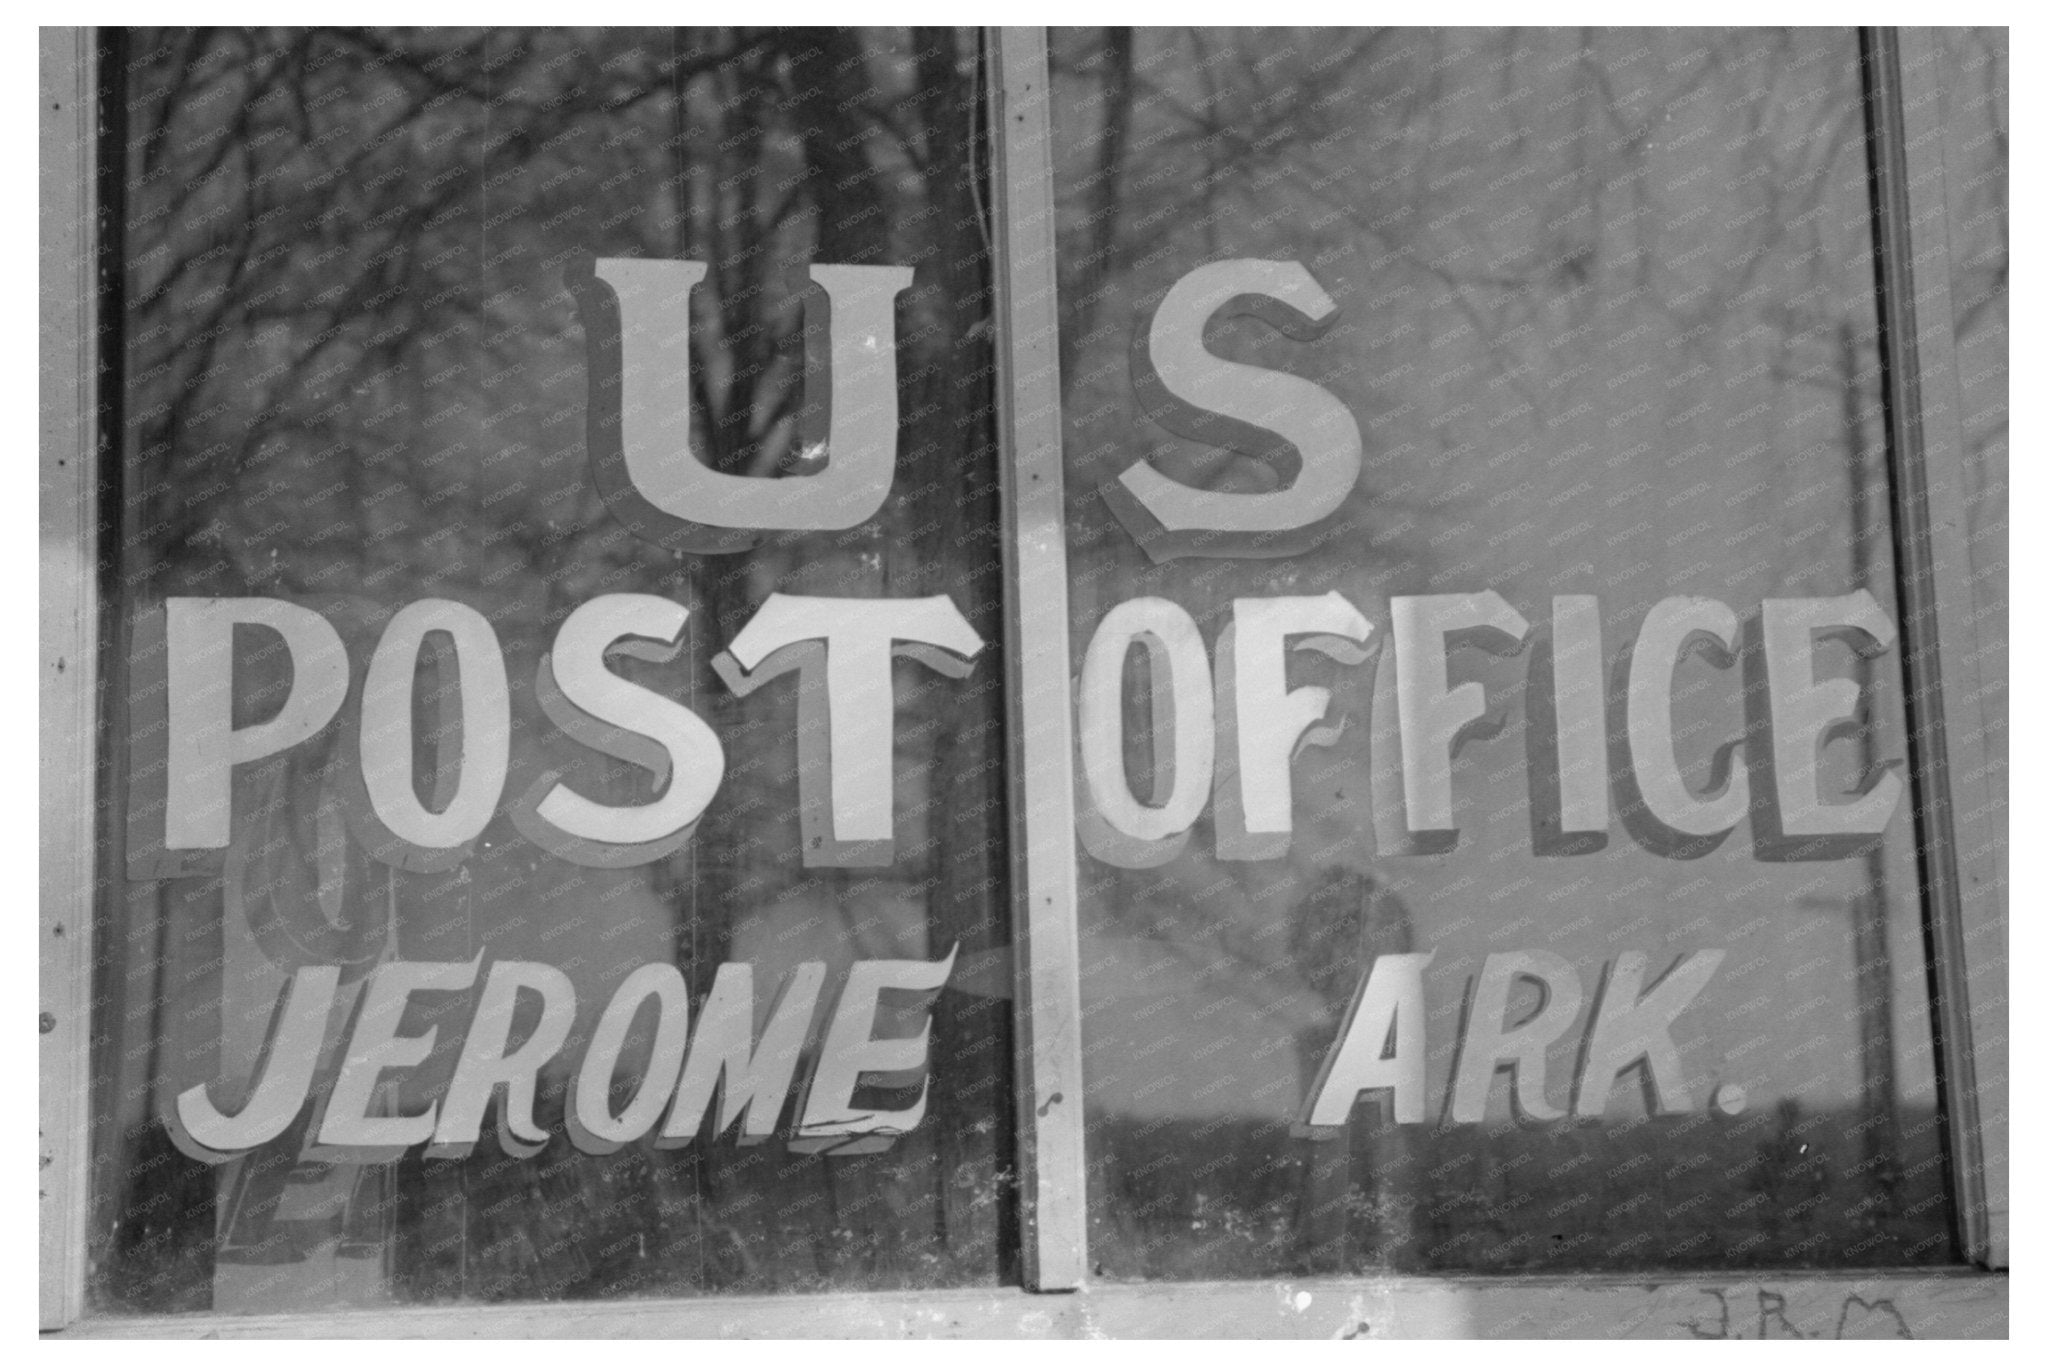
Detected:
left=125, top=255, right=1901, bottom=1158
left=168, top=950, right=957, bottom=1166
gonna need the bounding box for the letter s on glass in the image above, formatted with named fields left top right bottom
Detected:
left=1105, top=258, right=1363, bottom=562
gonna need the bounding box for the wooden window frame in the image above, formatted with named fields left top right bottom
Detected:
left=39, top=24, right=2007, bottom=1338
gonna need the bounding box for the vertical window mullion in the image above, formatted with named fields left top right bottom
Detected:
left=39, top=24, right=101, bottom=1332
left=987, top=25, right=1090, bottom=1292
left=1862, top=24, right=2007, bottom=1269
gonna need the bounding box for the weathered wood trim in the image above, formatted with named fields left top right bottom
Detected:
left=987, top=25, right=1089, bottom=1292
left=1862, top=26, right=2007, bottom=1270
left=53, top=1272, right=2005, bottom=1339
left=39, top=24, right=100, bottom=1333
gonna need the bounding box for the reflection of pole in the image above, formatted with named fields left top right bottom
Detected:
left=1295, top=870, right=1417, bottom=1272
left=1840, top=322, right=1902, bottom=1213
left=1360, top=881, right=1419, bottom=1269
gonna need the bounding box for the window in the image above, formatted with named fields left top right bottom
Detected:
left=41, top=25, right=2006, bottom=1337
left=92, top=25, right=1011, bottom=1311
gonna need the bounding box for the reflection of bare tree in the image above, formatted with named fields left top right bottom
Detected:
left=1837, top=319, right=1901, bottom=1212
left=1775, top=307, right=1906, bottom=1217
left=103, top=25, right=1012, bottom=1310
left=1058, top=27, right=1132, bottom=381
left=1937, top=27, right=2008, bottom=908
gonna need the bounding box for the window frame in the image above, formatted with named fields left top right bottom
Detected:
left=1861, top=25, right=2007, bottom=1273
left=39, top=23, right=2006, bottom=1337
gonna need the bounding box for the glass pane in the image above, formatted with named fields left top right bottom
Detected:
left=1050, top=27, right=1955, bottom=1277
left=93, top=26, right=1013, bottom=1312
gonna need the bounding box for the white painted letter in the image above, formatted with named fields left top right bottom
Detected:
left=168, top=966, right=338, bottom=1163
left=568, top=963, right=693, bottom=1155
left=515, top=593, right=725, bottom=866
left=1448, top=950, right=1584, bottom=1124
left=162, top=597, right=349, bottom=851
left=352, top=599, right=510, bottom=871
left=1755, top=591, right=1904, bottom=856
left=1077, top=597, right=1215, bottom=868
left=1623, top=596, right=1748, bottom=856
left=1106, top=259, right=1362, bottom=561
left=580, top=259, right=912, bottom=553
left=660, top=963, right=826, bottom=1146
left=796, top=947, right=958, bottom=1151
left=430, top=961, right=577, bottom=1159
left=1214, top=592, right=1373, bottom=860
left=1573, top=949, right=1724, bottom=1118
left=312, top=955, right=482, bottom=1162
left=1297, top=952, right=1434, bottom=1131
left=713, top=594, right=984, bottom=866
left=1528, top=595, right=1610, bottom=854
left=1376, top=592, right=1530, bottom=853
